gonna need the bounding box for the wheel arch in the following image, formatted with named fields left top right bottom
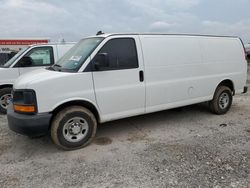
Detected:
left=0, top=84, right=13, bottom=90
left=50, top=99, right=101, bottom=124
left=216, top=79, right=235, bottom=95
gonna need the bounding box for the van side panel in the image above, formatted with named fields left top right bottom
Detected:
left=141, top=35, right=209, bottom=112
left=200, top=37, right=247, bottom=94
left=140, top=35, right=247, bottom=113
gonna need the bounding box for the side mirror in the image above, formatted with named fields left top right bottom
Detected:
left=93, top=53, right=109, bottom=71
left=19, top=56, right=33, bottom=67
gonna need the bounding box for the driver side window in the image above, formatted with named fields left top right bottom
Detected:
left=92, top=38, right=139, bottom=71
left=16, top=47, right=54, bottom=67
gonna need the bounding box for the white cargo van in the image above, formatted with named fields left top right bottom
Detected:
left=7, top=34, right=248, bottom=150
left=0, top=43, right=75, bottom=113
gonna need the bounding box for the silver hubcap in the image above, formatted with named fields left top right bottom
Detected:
left=63, top=117, right=89, bottom=143
left=219, top=92, right=230, bottom=109
left=0, top=94, right=12, bottom=110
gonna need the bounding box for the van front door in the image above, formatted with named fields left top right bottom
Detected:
left=16, top=46, right=54, bottom=75
left=92, top=37, right=145, bottom=122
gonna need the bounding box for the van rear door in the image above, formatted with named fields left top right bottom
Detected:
left=92, top=36, right=145, bottom=121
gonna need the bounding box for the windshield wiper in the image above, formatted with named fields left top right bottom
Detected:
left=53, top=64, right=62, bottom=68
left=47, top=64, right=61, bottom=71
left=47, top=66, right=55, bottom=71
left=48, top=64, right=62, bottom=72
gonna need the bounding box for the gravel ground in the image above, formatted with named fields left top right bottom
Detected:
left=0, top=73, right=249, bottom=188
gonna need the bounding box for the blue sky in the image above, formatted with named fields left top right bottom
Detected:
left=0, top=0, right=250, bottom=43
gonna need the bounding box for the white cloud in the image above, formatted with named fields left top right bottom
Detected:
left=200, top=20, right=250, bottom=41
left=3, top=0, right=66, bottom=13
left=127, top=0, right=200, bottom=11
left=164, top=0, right=200, bottom=10
left=202, top=20, right=222, bottom=27
left=6, top=0, right=23, bottom=7
left=0, top=0, right=70, bottom=40
left=0, top=0, right=250, bottom=43
left=150, top=21, right=178, bottom=31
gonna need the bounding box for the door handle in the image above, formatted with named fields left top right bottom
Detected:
left=139, top=70, right=144, bottom=82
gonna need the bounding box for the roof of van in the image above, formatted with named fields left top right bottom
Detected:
left=94, top=33, right=239, bottom=39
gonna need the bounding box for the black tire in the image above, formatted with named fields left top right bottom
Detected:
left=209, top=86, right=233, bottom=115
left=0, top=87, right=12, bottom=114
left=50, top=106, right=97, bottom=150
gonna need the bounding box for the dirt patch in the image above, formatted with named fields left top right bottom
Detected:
left=137, top=140, right=250, bottom=187
left=245, top=129, right=250, bottom=133
left=127, top=132, right=152, bottom=143
left=0, top=175, right=20, bottom=188
left=0, top=134, right=12, bottom=156
left=0, top=144, right=10, bottom=156
left=94, top=137, right=112, bottom=146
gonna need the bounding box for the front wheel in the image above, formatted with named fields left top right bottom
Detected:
left=0, top=87, right=12, bottom=114
left=50, top=106, right=97, bottom=150
left=209, top=86, right=233, bottom=115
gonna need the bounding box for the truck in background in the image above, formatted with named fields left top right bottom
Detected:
left=0, top=42, right=75, bottom=114
left=0, top=39, right=49, bottom=65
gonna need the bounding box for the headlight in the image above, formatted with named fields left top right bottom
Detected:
left=12, top=90, right=37, bottom=114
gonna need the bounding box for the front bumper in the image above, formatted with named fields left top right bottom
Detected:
left=7, top=105, right=52, bottom=137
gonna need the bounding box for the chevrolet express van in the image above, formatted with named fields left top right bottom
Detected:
left=7, top=34, right=248, bottom=150
left=0, top=43, right=75, bottom=114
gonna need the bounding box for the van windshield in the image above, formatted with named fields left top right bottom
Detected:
left=2, top=47, right=28, bottom=68
left=52, top=37, right=104, bottom=72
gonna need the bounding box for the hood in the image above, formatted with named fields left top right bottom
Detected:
left=14, top=69, right=72, bottom=89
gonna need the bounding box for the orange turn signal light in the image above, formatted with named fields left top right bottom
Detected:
left=14, top=105, right=35, bottom=113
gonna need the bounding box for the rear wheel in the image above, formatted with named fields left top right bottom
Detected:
left=50, top=106, right=97, bottom=150
left=0, top=87, right=12, bottom=114
left=209, top=86, right=233, bottom=115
